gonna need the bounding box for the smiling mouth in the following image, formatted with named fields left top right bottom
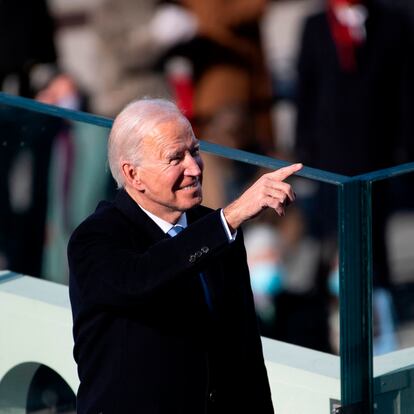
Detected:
left=180, top=179, right=200, bottom=191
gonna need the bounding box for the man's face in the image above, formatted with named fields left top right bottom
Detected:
left=133, top=118, right=203, bottom=221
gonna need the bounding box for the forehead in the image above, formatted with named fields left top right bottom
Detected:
left=145, top=118, right=197, bottom=155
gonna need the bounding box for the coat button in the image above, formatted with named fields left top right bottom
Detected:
left=195, top=251, right=202, bottom=258
left=189, top=255, right=196, bottom=263
left=201, top=246, right=209, bottom=253
left=208, top=390, right=216, bottom=403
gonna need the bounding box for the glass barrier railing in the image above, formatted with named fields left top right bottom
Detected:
left=2, top=92, right=414, bottom=413
left=363, top=171, right=414, bottom=412
left=369, top=172, right=414, bottom=356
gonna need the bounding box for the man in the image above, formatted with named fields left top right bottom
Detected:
left=68, top=98, right=302, bottom=413
left=295, top=0, right=410, bottom=353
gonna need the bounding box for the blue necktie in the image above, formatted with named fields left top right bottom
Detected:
left=168, top=225, right=213, bottom=312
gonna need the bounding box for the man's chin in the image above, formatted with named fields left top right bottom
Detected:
left=182, top=195, right=202, bottom=211
left=190, top=196, right=203, bottom=208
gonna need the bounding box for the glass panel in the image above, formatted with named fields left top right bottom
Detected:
left=372, top=173, right=414, bottom=355
left=0, top=103, right=114, bottom=283
left=386, top=172, right=414, bottom=351
left=205, top=156, right=340, bottom=354
left=288, top=179, right=339, bottom=354
left=273, top=179, right=339, bottom=354
left=373, top=171, right=414, bottom=412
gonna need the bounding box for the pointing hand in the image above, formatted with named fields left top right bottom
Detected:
left=223, top=163, right=303, bottom=231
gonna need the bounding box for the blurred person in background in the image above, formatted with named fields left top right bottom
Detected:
left=89, top=0, right=240, bottom=119
left=0, top=0, right=56, bottom=98
left=245, top=220, right=286, bottom=337
left=0, top=4, right=83, bottom=408
left=88, top=0, right=277, bottom=210
left=89, top=0, right=177, bottom=118
left=0, top=0, right=65, bottom=276
left=244, top=201, right=332, bottom=351
left=0, top=0, right=86, bottom=280
left=295, top=0, right=412, bottom=354
left=159, top=0, right=276, bottom=208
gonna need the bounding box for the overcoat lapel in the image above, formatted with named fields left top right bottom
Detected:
left=113, top=189, right=224, bottom=312
left=113, top=189, right=167, bottom=243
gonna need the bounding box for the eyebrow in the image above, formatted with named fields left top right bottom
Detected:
left=167, top=150, right=183, bottom=159
left=166, top=141, right=200, bottom=159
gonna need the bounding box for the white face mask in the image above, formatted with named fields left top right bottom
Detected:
left=334, top=4, right=368, bottom=42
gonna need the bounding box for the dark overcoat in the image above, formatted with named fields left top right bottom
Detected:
left=68, top=189, right=273, bottom=414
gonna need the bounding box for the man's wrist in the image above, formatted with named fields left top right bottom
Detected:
left=220, top=209, right=237, bottom=242
left=222, top=202, right=242, bottom=233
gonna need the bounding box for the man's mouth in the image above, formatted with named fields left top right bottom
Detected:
left=180, top=179, right=200, bottom=191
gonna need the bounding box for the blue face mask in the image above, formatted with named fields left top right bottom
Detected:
left=250, top=263, right=284, bottom=296
left=328, top=268, right=340, bottom=296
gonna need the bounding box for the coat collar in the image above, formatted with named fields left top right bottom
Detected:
left=113, top=189, right=165, bottom=241
left=113, top=189, right=202, bottom=240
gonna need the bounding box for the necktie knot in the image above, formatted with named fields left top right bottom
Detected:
left=168, top=225, right=184, bottom=237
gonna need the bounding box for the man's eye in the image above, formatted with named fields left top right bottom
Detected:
left=170, top=157, right=181, bottom=165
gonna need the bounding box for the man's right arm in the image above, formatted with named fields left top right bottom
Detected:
left=69, top=162, right=302, bottom=309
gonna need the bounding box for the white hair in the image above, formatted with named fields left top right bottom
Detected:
left=108, top=98, right=189, bottom=188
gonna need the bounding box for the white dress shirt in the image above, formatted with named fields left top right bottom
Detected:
left=138, top=206, right=236, bottom=242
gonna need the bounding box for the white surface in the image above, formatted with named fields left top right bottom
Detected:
left=0, top=275, right=78, bottom=393
left=1, top=273, right=413, bottom=413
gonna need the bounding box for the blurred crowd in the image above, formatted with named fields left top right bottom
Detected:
left=1, top=0, right=414, bottom=356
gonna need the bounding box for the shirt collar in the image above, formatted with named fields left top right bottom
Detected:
left=138, top=204, right=187, bottom=234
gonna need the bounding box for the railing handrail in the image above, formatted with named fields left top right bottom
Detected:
left=0, top=92, right=349, bottom=185
left=354, top=161, right=414, bottom=183
left=4, top=91, right=413, bottom=414
left=0, top=92, right=113, bottom=128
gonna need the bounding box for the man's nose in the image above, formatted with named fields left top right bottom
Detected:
left=183, top=153, right=202, bottom=176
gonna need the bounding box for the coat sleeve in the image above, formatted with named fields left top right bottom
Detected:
left=68, top=209, right=230, bottom=308
left=224, top=230, right=274, bottom=412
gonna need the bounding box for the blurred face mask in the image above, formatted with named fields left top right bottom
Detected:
left=328, top=267, right=340, bottom=297
left=250, top=262, right=284, bottom=296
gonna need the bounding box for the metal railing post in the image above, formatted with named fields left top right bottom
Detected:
left=338, top=179, right=373, bottom=413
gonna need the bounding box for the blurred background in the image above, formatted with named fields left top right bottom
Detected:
left=1, top=0, right=414, bottom=411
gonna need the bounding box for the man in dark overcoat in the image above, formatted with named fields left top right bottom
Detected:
left=68, top=98, right=302, bottom=413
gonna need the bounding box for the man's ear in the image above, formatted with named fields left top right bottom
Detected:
left=121, top=163, right=145, bottom=191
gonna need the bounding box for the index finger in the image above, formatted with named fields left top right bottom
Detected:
left=271, top=163, right=303, bottom=181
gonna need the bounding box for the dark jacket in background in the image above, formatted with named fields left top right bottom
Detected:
left=0, top=0, right=56, bottom=96
left=294, top=1, right=413, bottom=287
left=295, top=2, right=410, bottom=176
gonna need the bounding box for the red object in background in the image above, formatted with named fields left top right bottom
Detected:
left=166, top=57, right=194, bottom=119
left=328, top=0, right=367, bottom=72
